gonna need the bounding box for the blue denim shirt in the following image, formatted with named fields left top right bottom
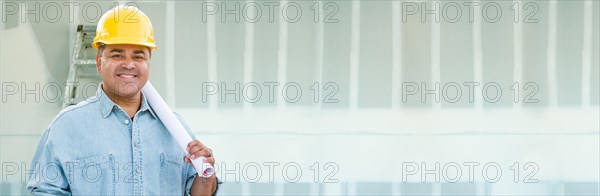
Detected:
left=27, top=85, right=197, bottom=195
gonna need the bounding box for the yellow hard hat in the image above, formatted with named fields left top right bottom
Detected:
left=92, top=5, right=156, bottom=51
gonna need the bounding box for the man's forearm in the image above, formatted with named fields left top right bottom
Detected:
left=190, top=175, right=217, bottom=195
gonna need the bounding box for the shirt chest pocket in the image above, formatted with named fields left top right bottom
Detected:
left=160, top=153, right=184, bottom=195
left=67, top=154, right=116, bottom=195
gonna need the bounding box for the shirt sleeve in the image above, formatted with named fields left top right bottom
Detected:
left=174, top=113, right=198, bottom=195
left=183, top=169, right=196, bottom=196
left=27, top=128, right=71, bottom=195
left=174, top=113, right=219, bottom=195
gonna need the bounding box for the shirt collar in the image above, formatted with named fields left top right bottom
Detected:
left=97, top=83, right=157, bottom=119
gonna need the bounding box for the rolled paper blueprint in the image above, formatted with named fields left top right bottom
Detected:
left=141, top=81, right=215, bottom=178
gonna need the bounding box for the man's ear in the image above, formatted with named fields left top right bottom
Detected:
left=96, top=54, right=102, bottom=74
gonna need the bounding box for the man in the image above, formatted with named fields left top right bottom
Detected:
left=27, top=5, right=218, bottom=195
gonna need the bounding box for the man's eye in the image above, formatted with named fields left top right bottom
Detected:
left=111, top=54, right=123, bottom=58
left=134, top=56, right=146, bottom=60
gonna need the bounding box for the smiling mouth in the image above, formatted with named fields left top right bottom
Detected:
left=117, top=74, right=137, bottom=78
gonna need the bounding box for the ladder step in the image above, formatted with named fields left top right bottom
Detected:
left=73, top=59, right=96, bottom=65
left=77, top=25, right=97, bottom=33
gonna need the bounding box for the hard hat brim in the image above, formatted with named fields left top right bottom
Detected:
left=93, top=40, right=157, bottom=51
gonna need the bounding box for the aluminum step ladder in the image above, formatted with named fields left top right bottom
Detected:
left=62, top=25, right=102, bottom=109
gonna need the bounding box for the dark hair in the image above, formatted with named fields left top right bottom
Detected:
left=97, top=44, right=105, bottom=55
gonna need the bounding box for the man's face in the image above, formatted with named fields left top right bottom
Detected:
left=96, top=44, right=150, bottom=99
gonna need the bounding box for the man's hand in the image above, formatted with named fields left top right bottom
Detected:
left=184, top=140, right=215, bottom=166
left=186, top=140, right=217, bottom=195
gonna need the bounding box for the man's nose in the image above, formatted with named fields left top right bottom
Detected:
left=121, top=58, right=135, bottom=69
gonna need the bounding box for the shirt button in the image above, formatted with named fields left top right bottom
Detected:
left=124, top=120, right=129, bottom=125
